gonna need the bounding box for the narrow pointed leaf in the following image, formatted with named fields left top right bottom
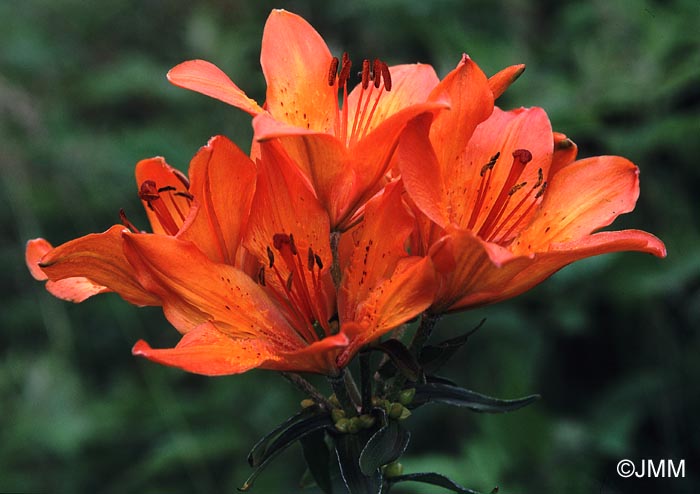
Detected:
left=240, top=412, right=333, bottom=491
left=374, top=339, right=421, bottom=382
left=248, top=408, right=315, bottom=467
left=411, top=383, right=540, bottom=412
left=419, top=319, right=485, bottom=374
left=359, top=420, right=411, bottom=475
left=387, top=472, right=483, bottom=493
left=335, top=434, right=383, bottom=494
left=300, top=430, right=333, bottom=494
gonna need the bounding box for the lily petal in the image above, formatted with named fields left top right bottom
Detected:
left=337, top=256, right=437, bottom=367
left=132, top=322, right=278, bottom=376
left=448, top=229, right=666, bottom=310
left=27, top=226, right=158, bottom=306
left=179, top=135, right=256, bottom=265
left=488, top=64, right=526, bottom=99
left=513, top=155, right=652, bottom=253
left=428, top=55, right=494, bottom=170
left=261, top=9, right=337, bottom=133
left=122, top=233, right=302, bottom=348
left=167, top=59, right=264, bottom=116
left=345, top=63, right=440, bottom=137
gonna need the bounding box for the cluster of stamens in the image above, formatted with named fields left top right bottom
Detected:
left=468, top=149, right=547, bottom=244
left=327, top=53, right=392, bottom=147
left=135, top=180, right=194, bottom=236
left=259, top=233, right=330, bottom=344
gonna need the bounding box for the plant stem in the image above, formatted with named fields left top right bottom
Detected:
left=328, top=369, right=358, bottom=415
left=359, top=350, right=372, bottom=413
left=281, top=372, right=332, bottom=410
left=409, top=312, right=441, bottom=357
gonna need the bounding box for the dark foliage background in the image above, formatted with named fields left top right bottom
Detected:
left=2, top=0, right=698, bottom=492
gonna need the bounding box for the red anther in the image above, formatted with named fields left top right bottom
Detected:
left=380, top=61, right=392, bottom=91
left=157, top=185, right=176, bottom=193
left=138, top=180, right=160, bottom=202
left=534, top=168, right=543, bottom=188
left=512, top=149, right=532, bottom=165
left=258, top=266, right=266, bottom=286
left=361, top=59, right=370, bottom=89
left=373, top=59, right=382, bottom=88
left=338, top=53, right=352, bottom=88
left=508, top=182, right=528, bottom=195
left=267, top=245, right=275, bottom=268
left=307, top=247, right=315, bottom=271
left=481, top=152, right=500, bottom=176
left=328, top=56, right=340, bottom=86
left=314, top=254, right=323, bottom=270
left=535, top=181, right=548, bottom=199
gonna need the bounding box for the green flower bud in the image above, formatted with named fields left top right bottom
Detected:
left=331, top=408, right=346, bottom=423
left=388, top=402, right=404, bottom=419
left=383, top=461, right=403, bottom=478
left=398, top=388, right=416, bottom=405
left=398, top=406, right=412, bottom=420
left=358, top=414, right=376, bottom=429
left=329, top=394, right=341, bottom=408
left=348, top=417, right=361, bottom=434
left=300, top=398, right=315, bottom=409
left=335, top=417, right=350, bottom=433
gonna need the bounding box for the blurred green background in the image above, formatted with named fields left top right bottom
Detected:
left=2, top=0, right=698, bottom=492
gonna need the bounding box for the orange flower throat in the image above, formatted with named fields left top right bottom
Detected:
left=260, top=233, right=332, bottom=345
left=327, top=53, right=392, bottom=147
left=468, top=149, right=547, bottom=245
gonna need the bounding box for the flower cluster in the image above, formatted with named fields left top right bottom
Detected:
left=26, top=9, right=665, bottom=379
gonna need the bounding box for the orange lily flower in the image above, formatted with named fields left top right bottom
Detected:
left=26, top=134, right=255, bottom=305
left=399, top=70, right=666, bottom=312
left=129, top=141, right=436, bottom=375
left=167, top=9, right=447, bottom=229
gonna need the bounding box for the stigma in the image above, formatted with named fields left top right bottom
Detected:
left=327, top=53, right=392, bottom=147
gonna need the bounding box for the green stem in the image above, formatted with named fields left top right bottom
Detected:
left=281, top=372, right=332, bottom=410
left=409, top=312, right=441, bottom=358
left=359, top=350, right=372, bottom=413
left=328, top=369, right=358, bottom=416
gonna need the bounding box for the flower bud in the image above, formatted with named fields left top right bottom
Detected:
left=358, top=414, right=376, bottom=429
left=300, top=398, right=315, bottom=409
left=383, top=461, right=403, bottom=478
left=335, top=417, right=350, bottom=433
left=331, top=408, right=346, bottom=423
left=398, top=388, right=416, bottom=405
left=348, top=417, right=362, bottom=434
left=388, top=402, right=404, bottom=419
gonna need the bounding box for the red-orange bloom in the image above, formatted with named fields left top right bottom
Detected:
left=128, top=141, right=436, bottom=375
left=28, top=133, right=436, bottom=376
left=399, top=59, right=666, bottom=313
left=26, top=135, right=253, bottom=305
left=167, top=9, right=447, bottom=229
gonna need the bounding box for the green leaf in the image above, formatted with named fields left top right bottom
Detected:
left=300, top=430, right=333, bottom=494
left=240, top=412, right=333, bottom=491
left=419, top=319, right=485, bottom=374
left=359, top=420, right=411, bottom=475
left=335, top=434, right=383, bottom=494
left=411, top=383, right=540, bottom=413
left=374, top=339, right=421, bottom=382
left=386, top=472, right=483, bottom=493
left=247, top=408, right=315, bottom=467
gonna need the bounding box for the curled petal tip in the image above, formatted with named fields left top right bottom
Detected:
left=132, top=339, right=152, bottom=356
